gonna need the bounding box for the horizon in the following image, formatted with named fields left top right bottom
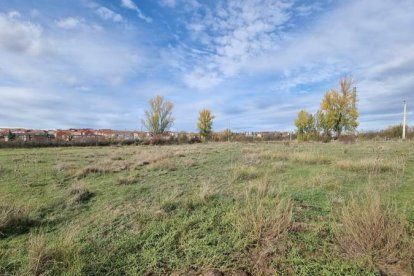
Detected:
left=0, top=0, right=413, bottom=132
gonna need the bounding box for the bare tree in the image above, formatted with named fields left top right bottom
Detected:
left=142, top=95, right=174, bottom=135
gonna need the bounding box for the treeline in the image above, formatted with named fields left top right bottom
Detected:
left=359, top=124, right=414, bottom=140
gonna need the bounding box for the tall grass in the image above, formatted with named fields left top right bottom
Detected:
left=27, top=231, right=82, bottom=275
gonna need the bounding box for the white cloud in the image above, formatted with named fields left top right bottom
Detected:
left=0, top=14, right=43, bottom=55
left=56, top=17, right=82, bottom=29
left=183, top=70, right=221, bottom=90
left=96, top=7, right=123, bottom=22
left=8, top=11, right=21, bottom=18
left=0, top=13, right=144, bottom=92
left=121, top=0, right=152, bottom=23
left=167, top=0, right=296, bottom=89
left=55, top=16, right=103, bottom=32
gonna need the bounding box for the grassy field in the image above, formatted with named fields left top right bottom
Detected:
left=0, top=141, right=413, bottom=275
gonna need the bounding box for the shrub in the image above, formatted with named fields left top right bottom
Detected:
left=234, top=195, right=293, bottom=274
left=336, top=188, right=413, bottom=272
left=237, top=195, right=293, bottom=245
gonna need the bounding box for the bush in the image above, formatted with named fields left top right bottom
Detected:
left=336, top=188, right=413, bottom=272
left=235, top=195, right=293, bottom=274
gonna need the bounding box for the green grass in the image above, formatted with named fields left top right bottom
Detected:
left=0, top=141, right=413, bottom=275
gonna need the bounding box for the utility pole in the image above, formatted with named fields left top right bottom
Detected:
left=402, top=100, right=407, bottom=140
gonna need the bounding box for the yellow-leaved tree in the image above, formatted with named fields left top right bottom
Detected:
left=142, top=95, right=174, bottom=136
left=319, top=77, right=358, bottom=137
left=294, top=110, right=315, bottom=141
left=197, top=109, right=215, bottom=141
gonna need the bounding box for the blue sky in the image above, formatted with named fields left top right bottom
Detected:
left=0, top=0, right=413, bottom=132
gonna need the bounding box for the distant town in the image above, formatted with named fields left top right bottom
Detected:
left=0, top=128, right=149, bottom=143
left=0, top=128, right=292, bottom=143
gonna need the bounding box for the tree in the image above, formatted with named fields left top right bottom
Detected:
left=7, top=131, right=16, bottom=141
left=142, top=95, right=174, bottom=135
left=382, top=124, right=403, bottom=139
left=294, top=110, right=315, bottom=141
left=319, top=77, right=358, bottom=137
left=315, top=110, right=330, bottom=137
left=197, top=109, right=214, bottom=140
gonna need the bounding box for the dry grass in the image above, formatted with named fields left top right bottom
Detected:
left=336, top=188, right=413, bottom=274
left=0, top=205, right=33, bottom=237
left=235, top=194, right=293, bottom=274
left=237, top=195, right=293, bottom=245
left=272, top=161, right=288, bottom=172
left=131, top=151, right=174, bottom=168
left=76, top=159, right=130, bottom=178
left=198, top=180, right=216, bottom=202
left=117, top=174, right=140, bottom=185
left=335, top=157, right=405, bottom=173
left=260, top=151, right=290, bottom=161
left=73, top=149, right=181, bottom=178
left=307, top=171, right=339, bottom=189
left=27, top=230, right=81, bottom=275
left=149, top=158, right=178, bottom=171
left=231, top=164, right=260, bottom=182
left=76, top=165, right=106, bottom=178
left=261, top=150, right=331, bottom=164
left=290, top=152, right=332, bottom=164
left=247, top=175, right=280, bottom=198
left=242, top=153, right=262, bottom=166
left=68, top=182, right=94, bottom=205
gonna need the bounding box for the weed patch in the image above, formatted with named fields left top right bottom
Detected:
left=336, top=188, right=413, bottom=274
left=235, top=195, right=293, bottom=274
